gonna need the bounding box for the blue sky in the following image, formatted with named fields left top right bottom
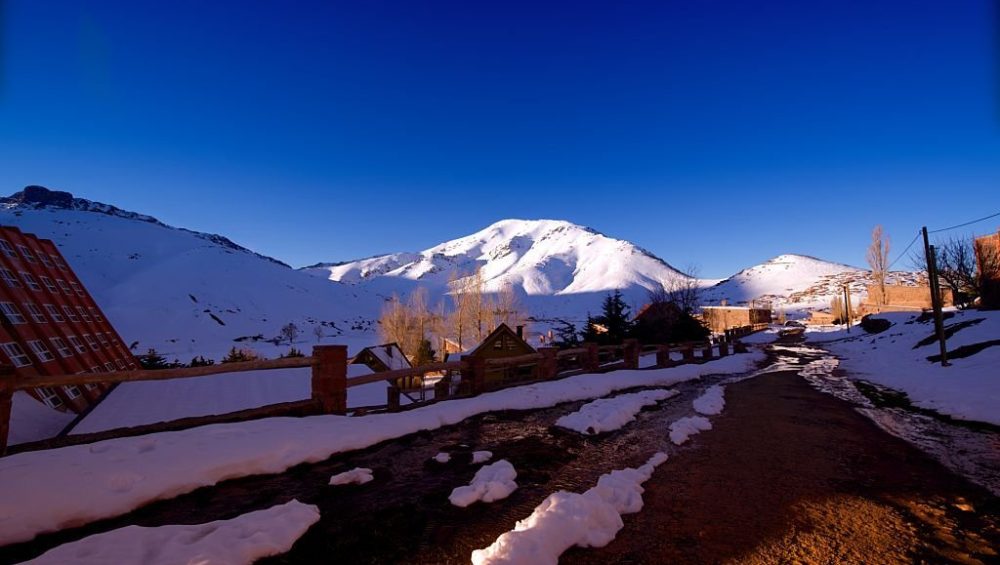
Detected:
left=1, top=0, right=998, bottom=277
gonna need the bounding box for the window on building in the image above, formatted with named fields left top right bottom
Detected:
left=17, top=245, right=36, bottom=263
left=78, top=306, right=92, bottom=322
left=20, top=272, right=42, bottom=291
left=90, top=365, right=102, bottom=373
left=52, top=255, right=67, bottom=270
left=57, top=279, right=72, bottom=294
left=0, top=268, right=21, bottom=288
left=44, top=304, right=64, bottom=322
left=84, top=383, right=99, bottom=392
left=0, top=302, right=28, bottom=324
left=84, top=333, right=100, bottom=351
left=50, top=337, right=73, bottom=358
left=96, top=332, right=109, bottom=346
left=23, top=302, right=46, bottom=323
left=27, top=340, right=55, bottom=362
left=36, top=387, right=64, bottom=409
left=64, top=385, right=82, bottom=399
left=104, top=362, right=115, bottom=372
left=39, top=253, right=54, bottom=268
left=63, top=305, right=79, bottom=322
left=71, top=282, right=85, bottom=297
left=115, top=359, right=126, bottom=370
left=1, top=342, right=31, bottom=366
left=68, top=335, right=87, bottom=353
left=40, top=276, right=58, bottom=292
left=89, top=307, right=103, bottom=321
left=0, top=239, right=17, bottom=258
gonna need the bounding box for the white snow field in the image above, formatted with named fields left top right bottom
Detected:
left=692, top=385, right=726, bottom=416
left=555, top=389, right=678, bottom=435
left=449, top=460, right=518, bottom=507
left=71, top=364, right=390, bottom=435
left=8, top=392, right=76, bottom=446
left=471, top=452, right=668, bottom=565
left=21, top=500, right=319, bottom=565
left=815, top=310, right=1000, bottom=425
left=669, top=416, right=713, bottom=445
left=0, top=353, right=762, bottom=545
left=328, top=467, right=374, bottom=486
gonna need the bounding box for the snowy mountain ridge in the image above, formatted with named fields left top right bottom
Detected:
left=303, top=218, right=692, bottom=296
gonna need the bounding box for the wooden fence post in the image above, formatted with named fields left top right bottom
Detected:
left=718, top=341, right=729, bottom=357
left=655, top=345, right=673, bottom=368
left=623, top=339, right=640, bottom=370
left=683, top=345, right=695, bottom=363
left=702, top=342, right=714, bottom=360
left=538, top=347, right=558, bottom=380
left=312, top=345, right=348, bottom=414
left=434, top=374, right=451, bottom=400
left=0, top=366, right=13, bottom=455
left=583, top=343, right=600, bottom=372
left=734, top=341, right=748, bottom=354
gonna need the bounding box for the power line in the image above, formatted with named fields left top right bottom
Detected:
left=887, top=230, right=921, bottom=270
left=928, top=210, right=1000, bottom=234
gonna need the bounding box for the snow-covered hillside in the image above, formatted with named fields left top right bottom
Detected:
left=0, top=186, right=378, bottom=361
left=701, top=254, right=870, bottom=311
left=305, top=219, right=691, bottom=295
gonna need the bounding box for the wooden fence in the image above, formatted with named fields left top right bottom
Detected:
left=0, top=326, right=761, bottom=454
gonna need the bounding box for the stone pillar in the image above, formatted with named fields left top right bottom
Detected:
left=461, top=355, right=485, bottom=395
left=583, top=343, right=600, bottom=372
left=623, top=339, right=640, bottom=370
left=538, top=347, right=559, bottom=380
left=312, top=345, right=348, bottom=414
left=387, top=385, right=401, bottom=412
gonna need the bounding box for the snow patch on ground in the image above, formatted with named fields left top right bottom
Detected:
left=472, top=451, right=493, bottom=464
left=449, top=460, right=518, bottom=507
left=669, top=416, right=713, bottom=445
left=433, top=452, right=452, bottom=463
left=0, top=352, right=762, bottom=545
left=692, top=385, right=726, bottom=416
left=471, top=452, right=667, bottom=565
left=556, top=389, right=677, bottom=435
left=328, top=467, right=373, bottom=486
left=22, top=500, right=319, bottom=565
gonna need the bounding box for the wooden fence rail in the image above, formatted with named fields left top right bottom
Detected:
left=0, top=326, right=765, bottom=454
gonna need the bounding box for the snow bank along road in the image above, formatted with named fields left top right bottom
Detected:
left=0, top=353, right=763, bottom=562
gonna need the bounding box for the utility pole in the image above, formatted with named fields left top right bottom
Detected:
left=843, top=285, right=851, bottom=333
left=921, top=227, right=949, bottom=367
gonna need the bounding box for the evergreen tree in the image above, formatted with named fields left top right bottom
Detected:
left=280, top=347, right=305, bottom=358
left=553, top=320, right=580, bottom=348
left=189, top=355, right=215, bottom=367
left=221, top=347, right=260, bottom=364
left=139, top=348, right=169, bottom=370
left=413, top=339, right=436, bottom=366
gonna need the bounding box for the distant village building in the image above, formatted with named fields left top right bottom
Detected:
left=352, top=343, right=411, bottom=372
left=974, top=229, right=1000, bottom=309
left=859, top=283, right=953, bottom=315
left=448, top=324, right=536, bottom=388
left=700, top=302, right=772, bottom=333
left=0, top=226, right=138, bottom=413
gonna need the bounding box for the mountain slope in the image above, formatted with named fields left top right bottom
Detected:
left=1, top=186, right=377, bottom=360
left=305, top=219, right=692, bottom=296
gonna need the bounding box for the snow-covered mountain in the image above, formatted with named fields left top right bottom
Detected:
left=305, top=219, right=692, bottom=294
left=0, top=186, right=378, bottom=361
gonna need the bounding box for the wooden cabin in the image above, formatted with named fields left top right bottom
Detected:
left=449, top=324, right=536, bottom=389
left=352, top=343, right=411, bottom=372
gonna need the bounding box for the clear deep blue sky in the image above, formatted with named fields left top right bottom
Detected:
left=1, top=1, right=998, bottom=277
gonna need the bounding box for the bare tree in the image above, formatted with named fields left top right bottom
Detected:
left=492, top=280, right=525, bottom=329
left=867, top=225, right=890, bottom=309
left=975, top=236, right=1000, bottom=308
left=655, top=265, right=702, bottom=313
left=279, top=322, right=300, bottom=346
left=936, top=237, right=978, bottom=308
left=830, top=295, right=846, bottom=323
left=313, top=325, right=324, bottom=343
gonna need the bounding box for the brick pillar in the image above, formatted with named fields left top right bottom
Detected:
left=702, top=343, right=714, bottom=360
left=583, top=343, right=600, bottom=372
left=655, top=345, right=674, bottom=368
left=0, top=366, right=14, bottom=455
left=461, top=355, right=485, bottom=395
left=683, top=345, right=695, bottom=363
left=312, top=345, right=348, bottom=414
left=387, top=385, right=401, bottom=412
left=623, top=339, right=640, bottom=370
left=718, top=341, right=729, bottom=357
left=538, top=347, right=558, bottom=380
